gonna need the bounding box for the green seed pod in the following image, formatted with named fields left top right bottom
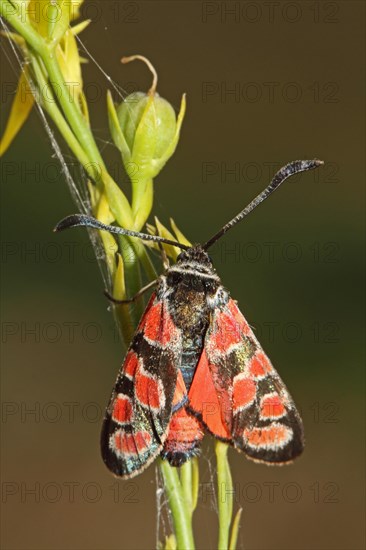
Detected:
left=117, top=91, right=178, bottom=170
left=108, top=55, right=186, bottom=183
left=106, top=55, right=186, bottom=229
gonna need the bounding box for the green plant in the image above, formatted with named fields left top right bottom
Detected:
left=0, top=2, right=242, bottom=548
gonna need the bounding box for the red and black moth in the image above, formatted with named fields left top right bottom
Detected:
left=56, top=159, right=323, bottom=478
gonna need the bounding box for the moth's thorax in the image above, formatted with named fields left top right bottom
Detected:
left=167, top=245, right=220, bottom=284
left=176, top=245, right=213, bottom=267
left=156, top=246, right=226, bottom=391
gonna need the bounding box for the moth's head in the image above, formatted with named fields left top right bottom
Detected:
left=176, top=245, right=213, bottom=268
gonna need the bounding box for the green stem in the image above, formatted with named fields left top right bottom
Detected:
left=191, top=458, right=200, bottom=512
left=101, top=170, right=134, bottom=229
left=159, top=460, right=195, bottom=550
left=1, top=0, right=133, bottom=221
left=40, top=50, right=106, bottom=176
left=1, top=0, right=103, bottom=174
left=132, top=177, right=154, bottom=230
left=0, top=0, right=98, bottom=172
left=1, top=9, right=197, bottom=549
left=216, top=441, right=233, bottom=550
left=30, top=56, right=93, bottom=173
left=180, top=461, right=193, bottom=514
left=0, top=0, right=44, bottom=54
left=112, top=305, right=135, bottom=350
left=130, top=239, right=158, bottom=281
left=118, top=236, right=143, bottom=330
left=32, top=57, right=136, bottom=347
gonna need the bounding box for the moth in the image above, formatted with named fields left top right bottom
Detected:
left=56, top=159, right=323, bottom=478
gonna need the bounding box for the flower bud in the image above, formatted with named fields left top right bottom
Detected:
left=108, top=55, right=186, bottom=183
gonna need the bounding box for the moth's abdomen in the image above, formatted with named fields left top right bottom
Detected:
left=161, top=406, right=204, bottom=467
left=180, top=332, right=207, bottom=390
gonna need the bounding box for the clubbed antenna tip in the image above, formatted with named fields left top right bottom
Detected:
left=203, top=159, right=324, bottom=250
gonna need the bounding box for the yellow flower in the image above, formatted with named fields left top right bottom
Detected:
left=0, top=0, right=89, bottom=156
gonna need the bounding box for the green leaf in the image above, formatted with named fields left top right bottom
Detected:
left=113, top=253, right=126, bottom=300
left=96, top=193, right=117, bottom=276
left=0, top=30, right=26, bottom=46
left=70, top=19, right=91, bottom=35
left=130, top=94, right=158, bottom=181
left=165, top=534, right=177, bottom=550
left=101, top=170, right=134, bottom=229
left=107, top=90, right=131, bottom=160
left=229, top=508, right=242, bottom=550
left=56, top=27, right=85, bottom=111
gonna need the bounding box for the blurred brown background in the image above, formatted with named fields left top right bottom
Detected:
left=1, top=1, right=364, bottom=549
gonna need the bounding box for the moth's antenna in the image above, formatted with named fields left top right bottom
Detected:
left=203, top=159, right=324, bottom=251
left=54, top=214, right=190, bottom=251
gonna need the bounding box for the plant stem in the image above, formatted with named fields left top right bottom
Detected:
left=4, top=0, right=104, bottom=174
left=0, top=0, right=44, bottom=54
left=159, top=460, right=195, bottom=550
left=0, top=2, right=139, bottom=343
left=1, top=10, right=201, bottom=549
left=1, top=0, right=134, bottom=218
left=40, top=50, right=106, bottom=175
left=130, top=238, right=158, bottom=281
left=216, top=441, right=233, bottom=550
left=118, top=236, right=143, bottom=329
left=132, top=177, right=154, bottom=229
left=30, top=56, right=93, bottom=172
left=180, top=461, right=193, bottom=514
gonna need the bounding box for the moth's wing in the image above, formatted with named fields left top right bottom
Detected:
left=101, top=293, right=182, bottom=478
left=161, top=369, right=205, bottom=467
left=188, top=297, right=304, bottom=464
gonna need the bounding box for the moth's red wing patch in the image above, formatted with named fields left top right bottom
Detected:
left=188, top=349, right=231, bottom=439
left=101, top=293, right=182, bottom=478
left=227, top=300, right=304, bottom=463
left=260, top=393, right=286, bottom=419
left=160, top=369, right=204, bottom=466
left=139, top=297, right=178, bottom=347
left=190, top=298, right=304, bottom=463
left=243, top=423, right=292, bottom=449
left=227, top=299, right=252, bottom=336
left=232, top=376, right=256, bottom=412
left=162, top=406, right=204, bottom=467
left=188, top=299, right=255, bottom=439
left=124, top=351, right=139, bottom=379
left=135, top=366, right=165, bottom=412
left=248, top=351, right=273, bottom=379
left=112, top=394, right=134, bottom=425
left=112, top=429, right=152, bottom=455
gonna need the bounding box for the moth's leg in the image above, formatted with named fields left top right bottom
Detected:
left=104, top=279, right=158, bottom=304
